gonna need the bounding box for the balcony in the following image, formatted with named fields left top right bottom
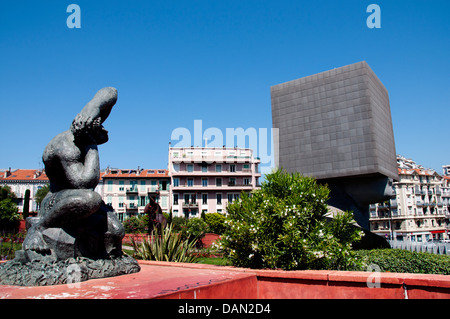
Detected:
left=171, top=155, right=254, bottom=164
left=182, top=202, right=199, bottom=209
left=148, top=186, right=160, bottom=196
left=126, top=186, right=139, bottom=194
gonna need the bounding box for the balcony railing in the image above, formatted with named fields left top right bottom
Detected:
left=126, top=187, right=138, bottom=194
left=182, top=202, right=199, bottom=209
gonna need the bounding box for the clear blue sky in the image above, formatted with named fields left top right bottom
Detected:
left=1, top=0, right=449, bottom=174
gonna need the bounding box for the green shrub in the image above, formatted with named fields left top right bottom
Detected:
left=171, top=216, right=187, bottom=232
left=123, top=215, right=146, bottom=233
left=204, top=213, right=226, bottom=234
left=219, top=169, right=364, bottom=270
left=186, top=217, right=209, bottom=242
left=131, top=224, right=198, bottom=263
left=0, top=199, right=20, bottom=233
left=354, top=249, right=450, bottom=275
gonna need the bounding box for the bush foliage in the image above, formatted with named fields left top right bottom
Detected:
left=354, top=249, right=450, bottom=275
left=204, top=212, right=226, bottom=234
left=219, top=169, right=364, bottom=270
left=123, top=215, right=146, bottom=233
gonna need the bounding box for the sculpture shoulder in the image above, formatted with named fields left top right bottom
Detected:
left=42, top=131, right=81, bottom=164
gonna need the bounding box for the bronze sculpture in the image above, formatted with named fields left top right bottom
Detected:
left=0, top=87, right=140, bottom=286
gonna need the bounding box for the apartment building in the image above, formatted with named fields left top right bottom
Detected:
left=101, top=168, right=170, bottom=222
left=0, top=169, right=49, bottom=214
left=369, top=156, right=450, bottom=241
left=168, top=147, right=261, bottom=218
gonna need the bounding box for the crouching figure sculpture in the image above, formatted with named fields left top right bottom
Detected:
left=0, top=87, right=140, bottom=286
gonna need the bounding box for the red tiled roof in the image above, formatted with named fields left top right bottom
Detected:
left=0, top=169, right=168, bottom=182
left=0, top=169, right=48, bottom=181
left=397, top=167, right=439, bottom=177
left=102, top=169, right=169, bottom=178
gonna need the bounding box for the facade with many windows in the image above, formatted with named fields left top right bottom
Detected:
left=369, top=156, right=450, bottom=241
left=101, top=168, right=170, bottom=222
left=0, top=169, right=49, bottom=215
left=168, top=147, right=261, bottom=218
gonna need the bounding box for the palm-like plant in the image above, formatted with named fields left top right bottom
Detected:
left=131, top=223, right=199, bottom=263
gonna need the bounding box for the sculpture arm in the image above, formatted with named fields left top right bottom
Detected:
left=63, top=145, right=100, bottom=189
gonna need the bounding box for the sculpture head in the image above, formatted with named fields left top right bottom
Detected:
left=70, top=87, right=118, bottom=146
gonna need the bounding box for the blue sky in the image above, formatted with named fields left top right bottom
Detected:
left=1, top=0, right=449, bottom=174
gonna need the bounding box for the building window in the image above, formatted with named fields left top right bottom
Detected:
left=187, top=164, right=194, bottom=172
left=229, top=164, right=236, bottom=172
left=216, top=178, right=222, bottom=187
left=119, top=180, right=125, bottom=191
left=140, top=196, right=146, bottom=207
left=161, top=196, right=167, bottom=208
left=106, top=196, right=112, bottom=206
left=244, top=178, right=251, bottom=185
left=216, top=193, right=222, bottom=205
left=150, top=180, right=157, bottom=192
left=184, top=193, right=196, bottom=204
left=202, top=178, right=208, bottom=187
left=227, top=193, right=239, bottom=203
left=202, top=165, right=208, bottom=173
left=107, top=180, right=113, bottom=192
left=229, top=178, right=236, bottom=186
left=202, top=194, right=208, bottom=205
left=173, top=194, right=179, bottom=205
left=187, top=178, right=194, bottom=187
left=173, top=178, right=179, bottom=187
left=216, top=164, right=222, bottom=172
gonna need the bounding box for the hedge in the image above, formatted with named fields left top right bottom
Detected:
left=354, top=249, right=450, bottom=275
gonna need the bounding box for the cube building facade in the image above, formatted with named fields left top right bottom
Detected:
left=271, top=61, right=397, bottom=181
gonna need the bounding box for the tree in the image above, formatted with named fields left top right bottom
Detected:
left=0, top=186, right=16, bottom=201
left=23, top=189, right=30, bottom=219
left=0, top=186, right=20, bottom=232
left=219, top=169, right=364, bottom=271
left=0, top=199, right=20, bottom=232
left=34, top=184, right=50, bottom=209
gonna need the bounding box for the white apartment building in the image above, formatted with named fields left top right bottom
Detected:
left=369, top=156, right=450, bottom=241
left=0, top=169, right=49, bottom=214
left=100, top=168, right=170, bottom=222
left=168, top=146, right=261, bottom=218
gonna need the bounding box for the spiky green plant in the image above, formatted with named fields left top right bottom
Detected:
left=131, top=223, right=199, bottom=263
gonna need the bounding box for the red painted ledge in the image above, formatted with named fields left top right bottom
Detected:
left=0, top=260, right=449, bottom=299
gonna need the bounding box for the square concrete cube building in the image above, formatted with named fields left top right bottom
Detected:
left=271, top=61, right=398, bottom=181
